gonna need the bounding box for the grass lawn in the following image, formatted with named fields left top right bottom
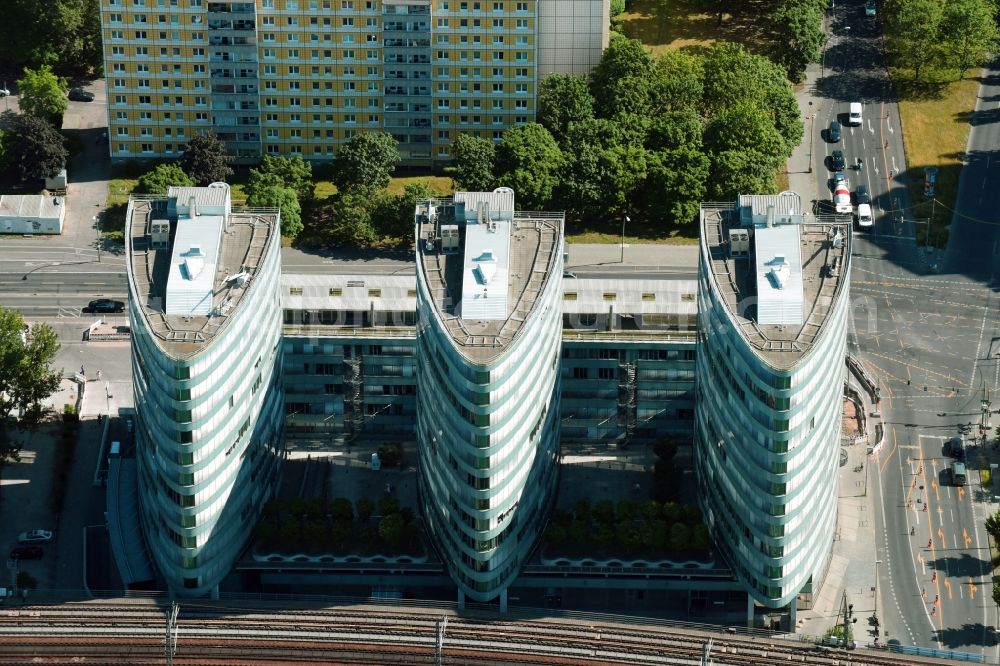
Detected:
left=566, top=229, right=700, bottom=245
left=618, top=0, right=776, bottom=57
left=896, top=76, right=980, bottom=247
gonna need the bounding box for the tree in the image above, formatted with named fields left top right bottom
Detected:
left=0, top=308, right=61, bottom=488
left=986, top=509, right=1000, bottom=543
left=0, top=112, right=67, bottom=182
left=178, top=132, right=233, bottom=185
left=595, top=144, right=648, bottom=217
left=708, top=149, right=779, bottom=200
left=0, top=0, right=103, bottom=76
left=942, top=0, right=999, bottom=80
left=884, top=0, right=945, bottom=81
left=640, top=147, right=709, bottom=228
left=451, top=133, right=496, bottom=192
left=771, top=0, right=825, bottom=83
left=703, top=104, right=788, bottom=165
left=17, top=65, right=69, bottom=124
left=246, top=179, right=303, bottom=238
left=601, top=75, right=654, bottom=119
left=669, top=522, right=692, bottom=553
left=355, top=497, right=374, bottom=521
left=135, top=163, right=193, bottom=195
left=537, top=74, right=593, bottom=141
left=379, top=512, right=405, bottom=546
left=494, top=123, right=562, bottom=210
left=325, top=191, right=379, bottom=247
left=589, top=37, right=655, bottom=116
left=252, top=155, right=315, bottom=203
left=700, top=42, right=802, bottom=154
left=650, top=50, right=704, bottom=113
left=333, top=131, right=400, bottom=193
left=372, top=181, right=439, bottom=240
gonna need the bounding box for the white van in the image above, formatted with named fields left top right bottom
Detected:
left=856, top=204, right=873, bottom=228
left=848, top=102, right=863, bottom=126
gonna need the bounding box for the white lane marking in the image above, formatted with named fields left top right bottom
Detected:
left=887, top=116, right=894, bottom=134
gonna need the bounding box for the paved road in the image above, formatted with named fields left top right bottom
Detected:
left=946, top=60, right=1000, bottom=278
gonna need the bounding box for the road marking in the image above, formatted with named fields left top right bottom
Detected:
left=944, top=578, right=953, bottom=600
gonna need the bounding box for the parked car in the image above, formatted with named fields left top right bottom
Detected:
left=854, top=184, right=871, bottom=205
left=832, top=171, right=847, bottom=185
left=68, top=88, right=94, bottom=102
left=0, top=87, right=9, bottom=97
left=17, top=530, right=53, bottom=544
left=9, top=546, right=43, bottom=560
left=828, top=120, right=842, bottom=143
left=84, top=299, right=125, bottom=314
left=829, top=149, right=846, bottom=171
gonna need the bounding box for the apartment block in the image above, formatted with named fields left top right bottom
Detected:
left=99, top=0, right=609, bottom=166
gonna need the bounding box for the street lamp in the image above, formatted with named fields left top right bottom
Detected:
left=620, top=215, right=630, bottom=264
left=808, top=106, right=816, bottom=174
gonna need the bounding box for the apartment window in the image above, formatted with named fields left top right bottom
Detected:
left=290, top=287, right=304, bottom=296
left=642, top=293, right=655, bottom=301
left=603, top=292, right=617, bottom=301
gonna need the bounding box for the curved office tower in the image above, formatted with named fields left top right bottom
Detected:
left=695, top=193, right=851, bottom=613
left=415, top=190, right=563, bottom=603
left=126, top=184, right=284, bottom=596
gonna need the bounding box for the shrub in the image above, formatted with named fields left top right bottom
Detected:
left=356, top=497, right=374, bottom=522
left=378, top=494, right=400, bottom=517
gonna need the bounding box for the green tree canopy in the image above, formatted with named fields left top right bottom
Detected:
left=0, top=0, right=103, bottom=76
left=537, top=73, right=593, bottom=141
left=647, top=109, right=704, bottom=152
left=494, top=123, right=562, bottom=210
left=135, top=163, right=193, bottom=195
left=942, top=0, right=999, bottom=79
left=708, top=149, right=779, bottom=200
left=325, top=191, right=379, bottom=247
left=451, top=133, right=496, bottom=192
left=589, top=37, right=655, bottom=115
left=333, top=131, right=400, bottom=193
left=0, top=111, right=67, bottom=182
left=246, top=179, right=303, bottom=238
left=17, top=66, right=69, bottom=123
left=0, top=308, right=61, bottom=485
left=641, top=146, right=710, bottom=227
left=650, top=50, right=704, bottom=112
left=884, top=0, right=945, bottom=81
left=372, top=181, right=440, bottom=240
left=252, top=155, right=315, bottom=202
left=178, top=132, right=233, bottom=185
left=771, top=0, right=825, bottom=83
left=703, top=104, right=788, bottom=165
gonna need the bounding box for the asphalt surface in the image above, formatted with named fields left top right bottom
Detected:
left=946, top=60, right=1000, bottom=278
left=792, top=1, right=999, bottom=658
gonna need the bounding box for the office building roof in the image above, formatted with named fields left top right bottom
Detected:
left=700, top=193, right=851, bottom=369
left=415, top=192, right=563, bottom=363
left=127, top=186, right=280, bottom=359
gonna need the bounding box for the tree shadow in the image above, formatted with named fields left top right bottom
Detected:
left=933, top=623, right=998, bottom=650
left=618, top=0, right=777, bottom=57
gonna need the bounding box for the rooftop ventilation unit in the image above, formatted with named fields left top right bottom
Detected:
left=151, top=219, right=170, bottom=249
left=767, top=255, right=789, bottom=289
left=441, top=224, right=459, bottom=252
left=728, top=228, right=750, bottom=258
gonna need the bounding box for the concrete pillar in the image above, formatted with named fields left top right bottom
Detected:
left=500, top=589, right=508, bottom=614
left=211, top=585, right=220, bottom=600
left=457, top=588, right=465, bottom=610
left=746, top=595, right=755, bottom=629
left=788, top=598, right=797, bottom=630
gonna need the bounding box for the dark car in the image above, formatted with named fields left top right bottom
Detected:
left=9, top=546, right=43, bottom=560
left=85, top=299, right=125, bottom=314
left=946, top=437, right=965, bottom=461
left=854, top=184, right=871, bottom=205
left=68, top=88, right=95, bottom=102
left=829, top=149, right=845, bottom=171
left=828, top=120, right=842, bottom=143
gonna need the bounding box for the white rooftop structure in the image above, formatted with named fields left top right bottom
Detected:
left=754, top=223, right=804, bottom=326
left=165, top=185, right=230, bottom=316
left=454, top=188, right=515, bottom=222
left=0, top=194, right=65, bottom=234
left=460, top=220, right=511, bottom=320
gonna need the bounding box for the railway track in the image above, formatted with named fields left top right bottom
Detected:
left=0, top=600, right=962, bottom=665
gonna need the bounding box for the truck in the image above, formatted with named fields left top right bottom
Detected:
left=833, top=182, right=853, bottom=214
left=950, top=462, right=967, bottom=486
